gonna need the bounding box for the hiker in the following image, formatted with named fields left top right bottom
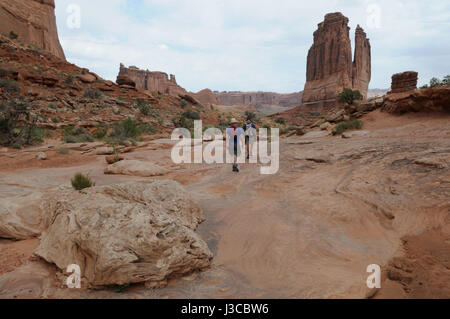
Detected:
left=226, top=118, right=245, bottom=172
left=243, top=116, right=257, bottom=160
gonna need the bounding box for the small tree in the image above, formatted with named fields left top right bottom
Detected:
left=338, top=88, right=363, bottom=105
left=442, top=75, right=450, bottom=86
left=0, top=95, right=40, bottom=147
left=429, top=77, right=442, bottom=88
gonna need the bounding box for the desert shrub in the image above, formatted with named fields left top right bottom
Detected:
left=138, top=121, right=157, bottom=134
left=137, top=100, right=151, bottom=116
left=179, top=98, right=187, bottom=108
left=275, top=118, right=286, bottom=125
left=9, top=31, right=18, bottom=40
left=92, top=126, right=107, bottom=139
left=338, top=88, right=363, bottom=105
left=182, top=110, right=200, bottom=120
left=0, top=98, right=44, bottom=147
left=107, top=118, right=154, bottom=143
left=83, top=87, right=102, bottom=99
left=63, top=126, right=94, bottom=143
left=120, top=117, right=139, bottom=138
left=0, top=79, right=20, bottom=94
left=57, top=147, right=70, bottom=154
left=333, top=119, right=363, bottom=135
left=65, top=74, right=74, bottom=87
left=71, top=173, right=95, bottom=191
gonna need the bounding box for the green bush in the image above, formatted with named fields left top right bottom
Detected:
left=182, top=110, right=200, bottom=120
left=63, top=126, right=94, bottom=143
left=83, top=88, right=102, bottom=99
left=9, top=31, right=18, bottom=40
left=139, top=103, right=150, bottom=116
left=275, top=118, right=286, bottom=125
left=0, top=79, right=20, bottom=94
left=0, top=98, right=46, bottom=147
left=338, top=88, right=363, bottom=105
left=57, top=147, right=70, bottom=155
left=71, top=173, right=95, bottom=191
left=65, top=74, right=74, bottom=87
left=92, top=126, right=107, bottom=139
left=179, top=98, right=187, bottom=108
left=333, top=119, right=363, bottom=135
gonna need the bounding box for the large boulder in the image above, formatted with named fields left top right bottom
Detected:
left=116, top=75, right=136, bottom=88
left=34, top=181, right=213, bottom=288
left=104, top=160, right=168, bottom=177
left=0, top=190, right=45, bottom=240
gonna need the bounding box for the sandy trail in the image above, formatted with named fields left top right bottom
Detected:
left=0, top=111, right=449, bottom=298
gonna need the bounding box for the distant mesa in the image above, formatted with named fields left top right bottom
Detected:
left=214, top=91, right=303, bottom=108
left=302, top=12, right=371, bottom=109
left=118, top=63, right=187, bottom=96
left=0, top=0, right=65, bottom=60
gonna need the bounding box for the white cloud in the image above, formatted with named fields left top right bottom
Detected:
left=55, top=0, right=450, bottom=92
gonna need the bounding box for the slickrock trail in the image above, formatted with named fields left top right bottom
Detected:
left=0, top=110, right=449, bottom=298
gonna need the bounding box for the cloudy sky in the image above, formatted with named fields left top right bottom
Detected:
left=55, top=0, right=450, bottom=93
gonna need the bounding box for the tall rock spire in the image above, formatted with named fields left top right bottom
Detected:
left=302, top=13, right=371, bottom=109
left=352, top=25, right=371, bottom=99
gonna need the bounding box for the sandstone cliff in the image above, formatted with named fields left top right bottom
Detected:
left=302, top=13, right=371, bottom=109
left=118, top=63, right=187, bottom=97
left=0, top=0, right=65, bottom=60
left=215, top=91, right=303, bottom=108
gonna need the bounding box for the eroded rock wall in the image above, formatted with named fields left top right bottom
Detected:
left=118, top=63, right=187, bottom=96
left=0, top=0, right=65, bottom=60
left=215, top=91, right=303, bottom=107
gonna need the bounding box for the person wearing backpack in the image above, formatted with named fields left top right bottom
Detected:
left=226, top=118, right=245, bottom=172
left=243, top=117, right=257, bottom=160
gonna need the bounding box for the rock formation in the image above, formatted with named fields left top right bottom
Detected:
left=382, top=85, right=450, bottom=114
left=215, top=91, right=303, bottom=107
left=389, top=71, right=418, bottom=94
left=302, top=13, right=371, bottom=109
left=116, top=75, right=136, bottom=88
left=352, top=25, right=371, bottom=96
left=0, top=0, right=65, bottom=60
left=35, top=181, right=213, bottom=288
left=118, top=64, right=187, bottom=96
left=195, top=89, right=220, bottom=105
